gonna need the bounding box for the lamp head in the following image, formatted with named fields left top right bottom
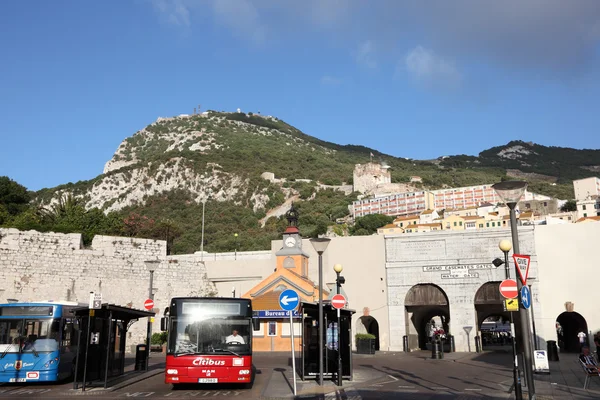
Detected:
left=492, top=258, right=504, bottom=268
left=492, top=181, right=528, bottom=207
left=333, top=264, right=343, bottom=273
left=498, top=239, right=512, bottom=253
left=310, top=237, right=331, bottom=254
left=145, top=259, right=160, bottom=273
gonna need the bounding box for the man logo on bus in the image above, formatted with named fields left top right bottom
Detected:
left=15, top=361, right=22, bottom=371
left=192, top=358, right=225, bottom=366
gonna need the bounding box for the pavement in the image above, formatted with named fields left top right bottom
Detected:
left=1, top=350, right=600, bottom=399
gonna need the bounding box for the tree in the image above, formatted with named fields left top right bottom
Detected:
left=0, top=176, right=30, bottom=216
left=350, top=214, right=394, bottom=236
left=560, top=199, right=577, bottom=212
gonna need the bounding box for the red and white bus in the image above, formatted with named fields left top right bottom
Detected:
left=160, top=297, right=257, bottom=386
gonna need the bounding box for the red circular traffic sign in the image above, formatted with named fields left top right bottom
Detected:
left=144, top=299, right=155, bottom=310
left=331, top=294, right=346, bottom=310
left=499, top=279, right=518, bottom=299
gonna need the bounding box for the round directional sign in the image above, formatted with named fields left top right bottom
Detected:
left=521, top=286, right=531, bottom=309
left=331, top=294, right=346, bottom=310
left=499, top=279, right=518, bottom=299
left=144, top=299, right=155, bottom=310
left=279, top=289, right=299, bottom=311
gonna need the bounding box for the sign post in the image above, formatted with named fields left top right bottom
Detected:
left=331, top=294, right=346, bottom=386
left=279, top=289, right=299, bottom=396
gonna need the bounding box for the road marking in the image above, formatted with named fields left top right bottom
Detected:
left=324, top=390, right=338, bottom=400
left=370, top=374, right=400, bottom=387
left=464, top=388, right=482, bottom=391
left=398, top=385, right=415, bottom=389
left=342, top=388, right=362, bottom=400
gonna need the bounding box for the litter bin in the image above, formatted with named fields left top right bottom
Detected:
left=135, top=344, right=148, bottom=371
left=547, top=340, right=559, bottom=362
left=431, top=339, right=443, bottom=359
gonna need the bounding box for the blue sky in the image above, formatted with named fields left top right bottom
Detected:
left=1, top=1, right=599, bottom=191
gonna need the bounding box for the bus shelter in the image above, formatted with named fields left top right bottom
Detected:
left=72, top=304, right=154, bottom=390
left=300, top=302, right=355, bottom=382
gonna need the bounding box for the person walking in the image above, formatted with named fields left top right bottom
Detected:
left=578, top=331, right=588, bottom=351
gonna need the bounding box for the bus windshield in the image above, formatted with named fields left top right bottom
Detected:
left=169, top=316, right=251, bottom=356
left=0, top=319, right=60, bottom=355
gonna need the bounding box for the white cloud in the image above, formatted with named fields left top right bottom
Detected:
left=212, top=0, right=267, bottom=46
left=355, top=40, right=377, bottom=69
left=151, top=0, right=191, bottom=27
left=403, top=46, right=462, bottom=89
left=320, top=76, right=342, bottom=85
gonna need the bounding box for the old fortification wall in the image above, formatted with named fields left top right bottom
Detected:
left=0, top=228, right=217, bottom=350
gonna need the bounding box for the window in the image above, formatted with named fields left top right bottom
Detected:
left=583, top=205, right=587, bottom=210
left=459, top=221, right=463, bottom=226
left=268, top=321, right=277, bottom=336
left=254, top=322, right=265, bottom=337
left=453, top=222, right=457, bottom=227
left=400, top=223, right=403, bottom=227
left=486, top=222, right=489, bottom=227
left=479, top=224, right=483, bottom=228
left=543, top=202, right=547, bottom=207
left=526, top=203, right=531, bottom=209
left=281, top=322, right=301, bottom=337
left=584, top=213, right=587, bottom=217
left=492, top=222, right=496, bottom=227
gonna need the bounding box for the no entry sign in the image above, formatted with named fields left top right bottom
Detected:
left=499, top=279, right=518, bottom=299
left=331, top=294, right=346, bottom=309
left=144, top=298, right=155, bottom=310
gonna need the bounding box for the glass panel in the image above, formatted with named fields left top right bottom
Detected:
left=169, top=316, right=251, bottom=356
left=0, top=319, right=23, bottom=353
left=0, top=318, right=59, bottom=353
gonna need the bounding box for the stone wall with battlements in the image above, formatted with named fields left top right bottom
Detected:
left=0, top=228, right=217, bottom=351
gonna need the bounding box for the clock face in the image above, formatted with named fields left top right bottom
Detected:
left=285, top=236, right=296, bottom=247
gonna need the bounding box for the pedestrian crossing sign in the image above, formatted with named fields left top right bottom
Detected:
left=504, top=298, right=518, bottom=312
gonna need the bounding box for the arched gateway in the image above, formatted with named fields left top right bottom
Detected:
left=474, top=281, right=516, bottom=350
left=404, top=284, right=450, bottom=350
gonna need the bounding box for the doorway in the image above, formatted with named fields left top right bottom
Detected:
left=556, top=311, right=588, bottom=353
left=404, top=284, right=450, bottom=350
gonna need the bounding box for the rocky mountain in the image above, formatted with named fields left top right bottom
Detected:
left=439, top=140, right=600, bottom=183
left=28, top=111, right=594, bottom=253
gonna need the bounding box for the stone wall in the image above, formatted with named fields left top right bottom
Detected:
left=384, top=227, right=538, bottom=352
left=0, top=228, right=216, bottom=350
left=353, top=163, right=391, bottom=194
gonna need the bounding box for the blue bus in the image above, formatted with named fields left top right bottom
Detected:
left=0, top=301, right=81, bottom=383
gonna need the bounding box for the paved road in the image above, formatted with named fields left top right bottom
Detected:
left=0, top=352, right=597, bottom=399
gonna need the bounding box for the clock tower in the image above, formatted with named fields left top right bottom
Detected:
left=275, top=203, right=310, bottom=276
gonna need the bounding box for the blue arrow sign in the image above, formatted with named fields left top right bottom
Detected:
left=279, top=289, right=299, bottom=311
left=521, top=286, right=531, bottom=310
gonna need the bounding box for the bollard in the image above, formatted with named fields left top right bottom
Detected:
left=449, top=335, right=456, bottom=353
left=431, top=339, right=441, bottom=359
left=547, top=340, right=559, bottom=361
left=403, top=335, right=409, bottom=353
left=475, top=336, right=482, bottom=353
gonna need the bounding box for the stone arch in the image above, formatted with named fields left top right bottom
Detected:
left=474, top=281, right=515, bottom=351
left=404, top=284, right=450, bottom=350
left=556, top=311, right=588, bottom=353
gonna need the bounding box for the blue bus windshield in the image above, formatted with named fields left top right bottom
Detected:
left=0, top=318, right=60, bottom=355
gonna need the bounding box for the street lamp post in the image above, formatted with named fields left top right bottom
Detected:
left=310, top=237, right=331, bottom=386
left=234, top=233, right=239, bottom=260
left=200, top=200, right=206, bottom=262
left=492, top=181, right=535, bottom=399
left=333, top=264, right=345, bottom=387
left=498, top=239, right=523, bottom=400
left=145, top=259, right=160, bottom=370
